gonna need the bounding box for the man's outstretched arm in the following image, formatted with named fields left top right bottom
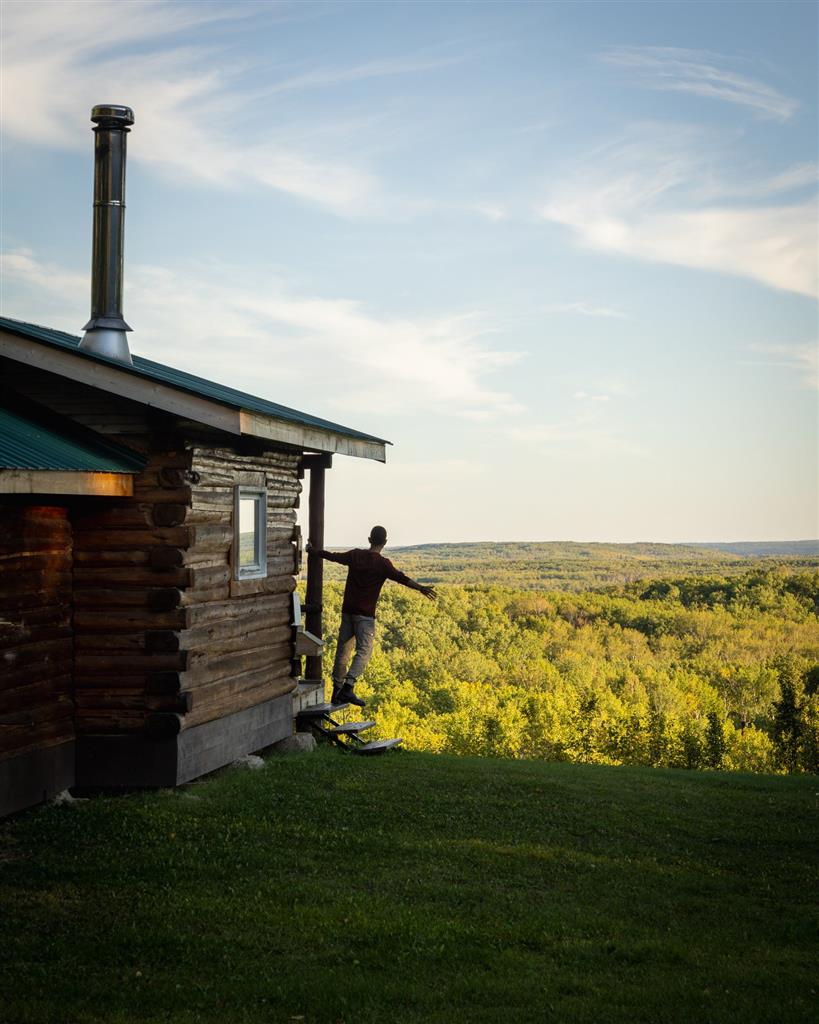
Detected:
left=385, top=562, right=436, bottom=601
left=305, top=541, right=351, bottom=565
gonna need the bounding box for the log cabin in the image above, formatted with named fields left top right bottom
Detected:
left=0, top=106, right=388, bottom=816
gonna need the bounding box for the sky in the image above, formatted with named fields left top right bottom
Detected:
left=1, top=0, right=817, bottom=546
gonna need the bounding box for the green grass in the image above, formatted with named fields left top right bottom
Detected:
left=1, top=749, right=817, bottom=1023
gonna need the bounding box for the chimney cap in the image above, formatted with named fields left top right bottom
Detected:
left=90, top=104, right=134, bottom=128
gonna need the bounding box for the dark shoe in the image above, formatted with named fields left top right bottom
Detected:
left=331, top=683, right=344, bottom=705
left=336, top=683, right=365, bottom=707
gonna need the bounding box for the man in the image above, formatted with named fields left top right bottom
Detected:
left=306, top=526, right=436, bottom=707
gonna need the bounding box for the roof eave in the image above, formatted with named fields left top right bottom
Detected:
left=0, top=329, right=387, bottom=463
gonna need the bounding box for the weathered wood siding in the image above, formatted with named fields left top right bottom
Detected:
left=181, top=446, right=300, bottom=729
left=0, top=506, right=74, bottom=763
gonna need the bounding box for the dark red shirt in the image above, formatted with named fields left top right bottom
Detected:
left=321, top=549, right=413, bottom=617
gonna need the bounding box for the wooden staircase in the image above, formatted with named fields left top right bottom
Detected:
left=296, top=702, right=402, bottom=755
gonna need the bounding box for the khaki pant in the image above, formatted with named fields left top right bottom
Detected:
left=332, top=612, right=376, bottom=683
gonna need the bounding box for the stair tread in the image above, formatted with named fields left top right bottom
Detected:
left=352, top=738, right=403, bottom=755
left=328, top=721, right=376, bottom=735
left=296, top=702, right=349, bottom=718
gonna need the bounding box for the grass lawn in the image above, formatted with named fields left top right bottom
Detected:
left=1, top=748, right=817, bottom=1023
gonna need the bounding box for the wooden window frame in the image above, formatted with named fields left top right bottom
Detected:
left=234, top=485, right=268, bottom=580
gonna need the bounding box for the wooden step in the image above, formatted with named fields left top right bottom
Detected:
left=296, top=702, right=348, bottom=719
left=327, top=720, right=375, bottom=735
left=352, top=738, right=402, bottom=755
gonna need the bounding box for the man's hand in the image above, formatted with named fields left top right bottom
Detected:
left=305, top=540, right=313, bottom=554
left=420, top=585, right=437, bottom=601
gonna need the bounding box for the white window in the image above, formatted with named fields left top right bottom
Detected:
left=234, top=486, right=267, bottom=580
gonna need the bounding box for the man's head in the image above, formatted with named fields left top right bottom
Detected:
left=368, top=525, right=387, bottom=550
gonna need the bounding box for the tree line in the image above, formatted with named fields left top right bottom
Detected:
left=317, top=566, right=819, bottom=774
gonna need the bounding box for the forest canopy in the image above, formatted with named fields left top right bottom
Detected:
left=314, top=546, right=819, bottom=775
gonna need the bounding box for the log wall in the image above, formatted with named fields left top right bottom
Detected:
left=182, top=446, right=301, bottom=728
left=0, top=506, right=74, bottom=764
left=71, top=441, right=302, bottom=737
left=4, top=363, right=303, bottom=751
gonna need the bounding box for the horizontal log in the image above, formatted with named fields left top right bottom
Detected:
left=74, top=589, right=146, bottom=608
left=0, top=590, right=71, bottom=614
left=74, top=504, right=156, bottom=531
left=188, top=565, right=231, bottom=589
left=0, top=609, right=71, bottom=650
left=142, top=451, right=191, bottom=471
left=185, top=509, right=230, bottom=526
left=0, top=697, right=74, bottom=728
left=75, top=672, right=179, bottom=692
left=184, top=592, right=291, bottom=627
left=183, top=611, right=290, bottom=649
left=73, top=549, right=149, bottom=567
left=179, top=585, right=230, bottom=606
left=74, top=652, right=188, bottom=675
left=0, top=675, right=71, bottom=715
left=0, top=535, right=71, bottom=556
left=0, top=721, right=75, bottom=762
left=183, top=642, right=292, bottom=687
left=1, top=658, right=73, bottom=692
left=185, top=625, right=292, bottom=665
left=74, top=689, right=192, bottom=714
left=73, top=608, right=188, bottom=632
left=73, top=568, right=192, bottom=588
left=131, top=485, right=192, bottom=505
left=75, top=710, right=146, bottom=734
left=73, top=527, right=192, bottom=550
left=0, top=555, right=71, bottom=580
left=182, top=671, right=295, bottom=730
left=189, top=523, right=233, bottom=549
left=74, top=633, right=150, bottom=653
left=0, top=716, right=75, bottom=759
left=229, top=575, right=296, bottom=599
left=0, top=571, right=72, bottom=601
left=183, top=549, right=230, bottom=569
left=0, top=637, right=73, bottom=674
left=191, top=449, right=299, bottom=470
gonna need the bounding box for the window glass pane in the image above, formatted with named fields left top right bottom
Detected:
left=239, top=497, right=258, bottom=567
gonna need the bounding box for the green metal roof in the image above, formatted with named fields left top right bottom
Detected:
left=0, top=316, right=389, bottom=447
left=0, top=406, right=146, bottom=472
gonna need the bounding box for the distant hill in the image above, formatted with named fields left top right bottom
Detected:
left=362, top=540, right=819, bottom=590
left=696, top=540, right=819, bottom=557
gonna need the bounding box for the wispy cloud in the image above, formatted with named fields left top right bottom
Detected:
left=0, top=1, right=462, bottom=217
left=540, top=126, right=818, bottom=297
left=746, top=343, right=818, bottom=390
left=603, top=46, right=798, bottom=121
left=0, top=248, right=524, bottom=420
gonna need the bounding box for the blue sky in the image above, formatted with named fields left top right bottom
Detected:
left=1, top=0, right=816, bottom=544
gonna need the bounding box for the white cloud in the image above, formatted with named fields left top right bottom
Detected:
left=747, top=343, right=819, bottom=390
left=540, top=127, right=818, bottom=298
left=0, top=248, right=524, bottom=420
left=0, top=0, right=454, bottom=216
left=603, top=46, right=798, bottom=121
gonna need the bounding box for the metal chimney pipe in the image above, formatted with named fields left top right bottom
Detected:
left=79, top=104, right=134, bottom=364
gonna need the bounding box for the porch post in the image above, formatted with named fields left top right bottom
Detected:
left=304, top=454, right=332, bottom=682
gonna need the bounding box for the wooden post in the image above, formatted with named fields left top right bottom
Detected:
left=304, top=454, right=331, bottom=682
